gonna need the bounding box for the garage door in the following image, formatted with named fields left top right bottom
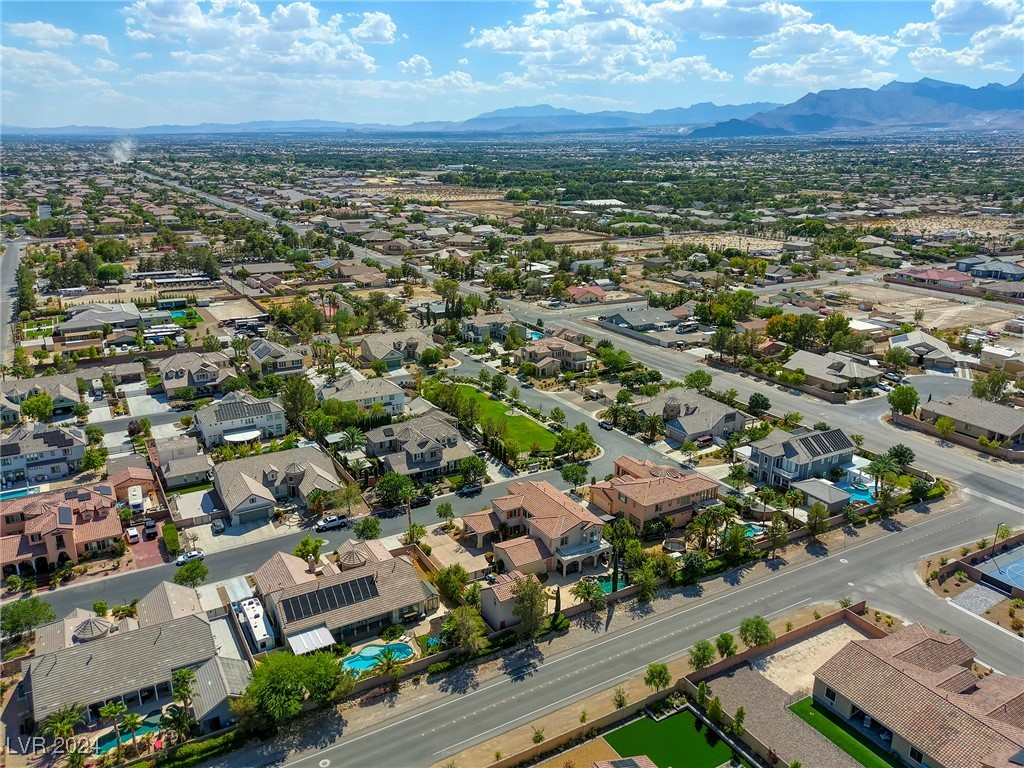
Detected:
left=235, top=507, right=270, bottom=524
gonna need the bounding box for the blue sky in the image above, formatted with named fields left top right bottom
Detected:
left=2, top=0, right=1021, bottom=127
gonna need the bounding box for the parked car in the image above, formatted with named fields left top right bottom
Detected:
left=882, top=372, right=902, bottom=383
left=475, top=449, right=489, bottom=458
left=598, top=420, right=614, bottom=430
left=125, top=527, right=141, bottom=544
left=457, top=483, right=483, bottom=496
left=175, top=549, right=205, bottom=566
left=211, top=518, right=226, bottom=535
left=144, top=519, right=159, bottom=539
left=410, top=495, right=431, bottom=509
left=521, top=381, right=534, bottom=389
left=315, top=515, right=346, bottom=532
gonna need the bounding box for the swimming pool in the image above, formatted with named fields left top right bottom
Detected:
left=95, top=712, right=162, bottom=752
left=738, top=523, right=766, bottom=539
left=528, top=331, right=543, bottom=340
left=341, top=642, right=414, bottom=672
left=0, top=486, right=39, bottom=501
left=597, top=573, right=630, bottom=594
left=170, top=310, right=187, bottom=319
left=834, top=477, right=876, bottom=503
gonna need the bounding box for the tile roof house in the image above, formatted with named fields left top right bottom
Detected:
left=318, top=375, right=406, bottom=416
left=889, top=330, right=956, bottom=371
left=156, top=434, right=214, bottom=490
left=813, top=624, right=1024, bottom=768
left=566, top=285, right=607, bottom=304
left=460, top=312, right=518, bottom=343
left=783, top=349, right=881, bottom=392
left=892, top=267, right=974, bottom=288
left=246, top=339, right=311, bottom=378
left=157, top=351, right=233, bottom=395
left=517, top=338, right=592, bottom=376
left=919, top=395, right=1024, bottom=449
left=464, top=480, right=609, bottom=576
left=479, top=570, right=538, bottom=631
left=194, top=391, right=287, bottom=447
left=360, top=330, right=442, bottom=370
left=0, top=422, right=88, bottom=485
left=212, top=446, right=342, bottom=525
left=745, top=427, right=855, bottom=489
left=603, top=307, right=679, bottom=331
left=590, top=456, right=720, bottom=531
left=633, top=391, right=750, bottom=444
left=1, top=483, right=123, bottom=573
left=364, top=413, right=472, bottom=479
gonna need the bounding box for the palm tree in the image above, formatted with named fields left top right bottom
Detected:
left=41, top=703, right=85, bottom=746
left=62, top=745, right=91, bottom=768
left=348, top=457, right=368, bottom=485
left=372, top=647, right=406, bottom=684
left=160, top=704, right=195, bottom=744
left=866, top=454, right=898, bottom=492
left=686, top=510, right=718, bottom=552
left=341, top=426, right=366, bottom=450
left=785, top=488, right=804, bottom=516
left=643, top=413, right=665, bottom=441
left=755, top=487, right=776, bottom=518
left=306, top=488, right=327, bottom=516
left=98, top=700, right=127, bottom=752
left=172, top=667, right=197, bottom=714
left=121, top=712, right=144, bottom=756
left=604, top=403, right=626, bottom=426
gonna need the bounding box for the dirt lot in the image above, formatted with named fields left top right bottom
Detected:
left=873, top=214, right=1022, bottom=237
left=842, top=282, right=1020, bottom=333
left=666, top=232, right=787, bottom=253
left=203, top=298, right=268, bottom=322
left=451, top=199, right=528, bottom=217
left=535, top=229, right=613, bottom=246
left=750, top=623, right=875, bottom=696
left=533, top=737, right=619, bottom=768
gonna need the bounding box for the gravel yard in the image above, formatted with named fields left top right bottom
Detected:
left=749, top=623, right=875, bottom=696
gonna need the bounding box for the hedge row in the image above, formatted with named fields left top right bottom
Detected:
left=426, top=630, right=520, bottom=676
left=153, top=730, right=248, bottom=768
left=162, top=523, right=180, bottom=556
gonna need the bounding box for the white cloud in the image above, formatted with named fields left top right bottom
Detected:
left=895, top=22, right=940, bottom=46
left=1, top=45, right=81, bottom=82
left=350, top=11, right=397, bottom=43
left=904, top=0, right=1023, bottom=73
left=644, top=0, right=813, bottom=39
left=398, top=54, right=432, bottom=76
left=133, top=52, right=153, bottom=60
left=126, top=28, right=155, bottom=42
left=5, top=21, right=77, bottom=48
left=81, top=34, right=111, bottom=53
left=746, top=61, right=896, bottom=88
left=93, top=58, right=120, bottom=72
left=930, top=0, right=1022, bottom=34
left=614, top=55, right=731, bottom=83
left=458, top=57, right=469, bottom=65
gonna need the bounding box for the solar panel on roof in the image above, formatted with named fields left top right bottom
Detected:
left=1011, top=749, right=1024, bottom=766
left=280, top=575, right=380, bottom=625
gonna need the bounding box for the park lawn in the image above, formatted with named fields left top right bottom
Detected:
left=604, top=710, right=737, bottom=768
left=431, top=383, right=557, bottom=453
left=789, top=698, right=902, bottom=768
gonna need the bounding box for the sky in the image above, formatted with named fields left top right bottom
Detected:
left=2, top=0, right=1022, bottom=127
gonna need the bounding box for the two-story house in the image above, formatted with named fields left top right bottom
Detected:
left=1, top=484, right=124, bottom=574
left=247, top=339, right=311, bottom=378
left=460, top=312, right=518, bottom=344
left=516, top=338, right=592, bottom=377
left=462, top=480, right=610, bottom=576
left=1, top=375, right=82, bottom=425
left=364, top=414, right=472, bottom=479
left=157, top=351, right=234, bottom=396
left=213, top=446, right=343, bottom=525
left=359, top=330, right=442, bottom=371
left=318, top=376, right=406, bottom=417
left=156, top=435, right=213, bottom=490
left=194, top=392, right=287, bottom=447
left=589, top=457, right=720, bottom=531
left=745, top=428, right=855, bottom=489
left=1, top=423, right=88, bottom=485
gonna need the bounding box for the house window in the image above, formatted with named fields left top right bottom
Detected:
left=55, top=534, right=66, bottom=550
left=250, top=498, right=257, bottom=504
left=825, top=687, right=836, bottom=703
left=29, top=533, right=41, bottom=543
left=909, top=747, right=923, bottom=764
left=560, top=537, right=568, bottom=546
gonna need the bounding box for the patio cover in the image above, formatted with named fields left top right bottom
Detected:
left=286, top=625, right=335, bottom=655
left=223, top=429, right=262, bottom=443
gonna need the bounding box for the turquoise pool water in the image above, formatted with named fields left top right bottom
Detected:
left=834, top=477, right=875, bottom=503
left=529, top=331, right=543, bottom=340
left=0, top=486, right=38, bottom=501
left=597, top=574, right=630, bottom=594
left=341, top=642, right=414, bottom=672
left=95, top=715, right=162, bottom=752
left=738, top=523, right=766, bottom=539
left=170, top=310, right=187, bottom=319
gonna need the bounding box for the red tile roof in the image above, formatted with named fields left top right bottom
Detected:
left=493, top=535, right=551, bottom=568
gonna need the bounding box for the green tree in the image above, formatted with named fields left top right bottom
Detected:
left=1, top=596, right=57, bottom=636
left=887, top=384, right=920, bottom=415
left=560, top=463, right=588, bottom=491
left=732, top=706, right=746, bottom=737
left=375, top=471, right=416, bottom=508
left=715, top=632, right=737, bottom=658
left=607, top=517, right=638, bottom=593
left=887, top=443, right=915, bottom=466
left=683, top=370, right=713, bottom=392
left=338, top=482, right=362, bottom=516
left=935, top=416, right=956, bottom=438
left=99, top=701, right=128, bottom=751
left=766, top=512, right=789, bottom=559
left=246, top=652, right=308, bottom=725
left=644, top=662, right=672, bottom=693
left=688, top=640, right=716, bottom=677
left=81, top=444, right=111, bottom=470
left=884, top=346, right=911, bottom=371
left=419, top=347, right=443, bottom=368
left=354, top=516, right=381, bottom=539
left=512, top=575, right=547, bottom=637
left=446, top=605, right=487, bottom=654
left=40, top=703, right=85, bottom=745
left=436, top=501, right=455, bottom=529
left=806, top=502, right=830, bottom=538
left=21, top=392, right=54, bottom=421
left=371, top=646, right=406, bottom=683
left=172, top=667, right=198, bottom=713
left=569, top=579, right=607, bottom=611
left=490, top=374, right=507, bottom=397
left=739, top=615, right=776, bottom=647
left=866, top=453, right=899, bottom=492
left=435, top=564, right=470, bottom=601
left=173, top=560, right=209, bottom=589
left=370, top=359, right=389, bottom=377
left=548, top=406, right=566, bottom=425
left=305, top=409, right=334, bottom=441
left=293, top=534, right=323, bottom=563
left=403, top=522, right=427, bottom=545
left=458, top=455, right=489, bottom=485
left=280, top=376, right=316, bottom=427
left=92, top=600, right=109, bottom=616
left=971, top=369, right=1012, bottom=402
left=302, top=652, right=346, bottom=706
left=747, top=392, right=771, bottom=415
left=632, top=562, right=659, bottom=602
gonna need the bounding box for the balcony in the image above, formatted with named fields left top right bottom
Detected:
left=556, top=538, right=611, bottom=560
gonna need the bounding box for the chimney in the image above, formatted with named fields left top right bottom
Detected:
left=307, top=554, right=316, bottom=574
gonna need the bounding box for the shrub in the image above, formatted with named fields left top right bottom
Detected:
left=531, top=727, right=545, bottom=744
left=427, top=662, right=447, bottom=676
left=379, top=624, right=404, bottom=641
left=162, top=524, right=181, bottom=556
left=928, top=570, right=939, bottom=582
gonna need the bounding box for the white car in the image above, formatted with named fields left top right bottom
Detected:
left=125, top=527, right=140, bottom=544
left=175, top=549, right=206, bottom=566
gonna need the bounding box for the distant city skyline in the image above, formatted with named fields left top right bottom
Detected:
left=3, top=0, right=1022, bottom=128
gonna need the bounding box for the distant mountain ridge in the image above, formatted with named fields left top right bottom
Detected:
left=4, top=76, right=1020, bottom=137
left=687, top=75, right=1024, bottom=138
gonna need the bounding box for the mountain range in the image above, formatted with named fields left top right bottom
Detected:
left=3, top=76, right=1021, bottom=137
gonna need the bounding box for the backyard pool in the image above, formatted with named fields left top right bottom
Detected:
left=738, top=523, right=766, bottom=539
left=341, top=642, right=414, bottom=672
left=834, top=477, right=875, bottom=503
left=597, top=574, right=630, bottom=594
left=528, top=331, right=543, bottom=340
left=95, top=711, right=163, bottom=753
left=0, top=486, right=39, bottom=501
left=170, top=310, right=187, bottom=319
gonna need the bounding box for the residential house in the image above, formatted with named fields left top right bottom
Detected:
left=566, top=285, right=606, bottom=304
left=57, top=303, right=143, bottom=340
left=360, top=330, right=441, bottom=371
left=194, top=392, right=287, bottom=447
left=1, top=375, right=82, bottom=424
left=461, top=312, right=518, bottom=343
left=891, top=267, right=974, bottom=289
left=589, top=457, right=719, bottom=531
left=813, top=624, right=1024, bottom=768
left=318, top=375, right=406, bottom=416
left=971, top=261, right=1024, bottom=281
left=783, top=350, right=880, bottom=392
left=517, top=338, right=592, bottom=377
left=919, top=395, right=1024, bottom=449
left=256, top=548, right=439, bottom=651
left=633, top=392, right=750, bottom=445
left=603, top=308, right=679, bottom=331
left=889, top=330, right=956, bottom=371
left=955, top=256, right=988, bottom=272
left=551, top=327, right=588, bottom=346
left=364, top=414, right=472, bottom=479
left=156, top=434, right=213, bottom=490
left=462, top=480, right=609, bottom=576
left=108, top=464, right=158, bottom=503
left=157, top=351, right=233, bottom=395
left=1, top=423, right=87, bottom=485
left=790, top=478, right=851, bottom=514
left=1, top=483, right=123, bottom=574
left=745, top=428, right=855, bottom=488
left=213, top=446, right=343, bottom=525
left=247, top=339, right=311, bottom=378
left=329, top=259, right=387, bottom=287
left=479, top=571, right=537, bottom=632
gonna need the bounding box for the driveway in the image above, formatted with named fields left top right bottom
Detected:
left=126, top=391, right=171, bottom=417
left=129, top=535, right=166, bottom=568
left=189, top=517, right=309, bottom=554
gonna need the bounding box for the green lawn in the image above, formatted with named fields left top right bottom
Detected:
left=171, top=481, right=213, bottom=495
left=427, top=383, right=557, bottom=453
left=604, top=710, right=738, bottom=768
left=789, top=698, right=902, bottom=768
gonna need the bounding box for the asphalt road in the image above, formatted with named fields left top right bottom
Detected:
left=1, top=237, right=27, bottom=364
